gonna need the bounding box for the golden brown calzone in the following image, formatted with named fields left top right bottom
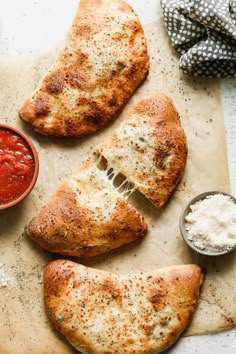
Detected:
left=25, top=159, right=147, bottom=257
left=19, top=0, right=149, bottom=137
left=44, top=260, right=203, bottom=354
left=97, top=93, right=187, bottom=208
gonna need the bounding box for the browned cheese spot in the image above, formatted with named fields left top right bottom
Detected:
left=34, top=97, right=49, bottom=117
left=66, top=70, right=88, bottom=89
left=155, top=145, right=171, bottom=170
left=46, top=71, right=65, bottom=94
left=86, top=112, right=103, bottom=126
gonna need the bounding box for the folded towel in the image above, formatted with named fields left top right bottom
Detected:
left=160, top=0, right=236, bottom=77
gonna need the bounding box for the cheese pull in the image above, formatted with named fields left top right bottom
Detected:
left=25, top=93, right=187, bottom=257
left=97, top=93, right=188, bottom=208
left=25, top=159, right=147, bottom=257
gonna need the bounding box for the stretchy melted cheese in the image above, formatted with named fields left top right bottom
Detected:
left=25, top=159, right=147, bottom=257
left=97, top=93, right=188, bottom=208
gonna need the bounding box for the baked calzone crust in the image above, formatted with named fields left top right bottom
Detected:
left=19, top=0, right=149, bottom=137
left=44, top=260, right=203, bottom=354
left=25, top=159, right=147, bottom=257
left=97, top=93, right=187, bottom=208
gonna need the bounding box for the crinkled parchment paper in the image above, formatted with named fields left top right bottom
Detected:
left=0, top=19, right=235, bottom=354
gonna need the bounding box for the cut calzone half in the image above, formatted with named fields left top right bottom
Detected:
left=44, top=260, right=203, bottom=354
left=97, top=93, right=188, bottom=208
left=18, top=0, right=149, bottom=137
left=25, top=159, right=147, bottom=257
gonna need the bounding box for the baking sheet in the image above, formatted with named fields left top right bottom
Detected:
left=0, top=18, right=235, bottom=353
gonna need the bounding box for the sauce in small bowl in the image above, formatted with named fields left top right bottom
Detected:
left=0, top=124, right=39, bottom=210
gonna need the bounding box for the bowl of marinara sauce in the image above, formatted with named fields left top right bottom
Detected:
left=0, top=124, right=39, bottom=210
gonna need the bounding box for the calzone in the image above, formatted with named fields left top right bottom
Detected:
left=97, top=93, right=188, bottom=208
left=19, top=0, right=149, bottom=137
left=44, top=260, right=203, bottom=354
left=25, top=159, right=147, bottom=257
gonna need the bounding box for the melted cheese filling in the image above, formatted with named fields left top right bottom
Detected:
left=70, top=160, right=135, bottom=222
left=95, top=155, right=136, bottom=200
left=97, top=115, right=172, bottom=195
left=70, top=163, right=118, bottom=222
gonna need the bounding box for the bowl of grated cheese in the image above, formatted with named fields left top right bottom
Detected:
left=179, top=191, right=236, bottom=256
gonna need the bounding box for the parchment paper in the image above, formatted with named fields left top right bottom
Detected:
left=0, top=19, right=235, bottom=354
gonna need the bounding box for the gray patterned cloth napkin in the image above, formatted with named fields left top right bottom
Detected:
left=160, top=0, right=236, bottom=77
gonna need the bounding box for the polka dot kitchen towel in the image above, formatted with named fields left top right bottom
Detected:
left=160, top=0, right=236, bottom=77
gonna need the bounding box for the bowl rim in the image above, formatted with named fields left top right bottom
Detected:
left=179, top=190, right=236, bottom=256
left=0, top=123, right=39, bottom=210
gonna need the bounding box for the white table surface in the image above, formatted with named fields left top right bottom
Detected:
left=0, top=0, right=236, bottom=353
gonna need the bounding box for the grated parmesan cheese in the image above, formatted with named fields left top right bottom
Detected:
left=185, top=193, right=236, bottom=252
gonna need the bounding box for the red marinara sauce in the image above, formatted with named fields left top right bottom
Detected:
left=0, top=128, right=35, bottom=205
